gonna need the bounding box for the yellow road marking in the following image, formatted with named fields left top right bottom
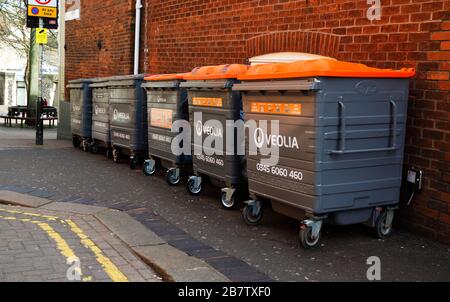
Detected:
left=0, top=214, right=83, bottom=279
left=0, top=208, right=58, bottom=221
left=66, top=219, right=129, bottom=282
left=0, top=207, right=129, bottom=283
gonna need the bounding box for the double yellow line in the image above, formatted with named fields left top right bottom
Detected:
left=0, top=208, right=128, bottom=282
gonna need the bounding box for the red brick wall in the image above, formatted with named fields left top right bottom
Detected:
left=66, top=0, right=450, bottom=244
left=65, top=0, right=137, bottom=82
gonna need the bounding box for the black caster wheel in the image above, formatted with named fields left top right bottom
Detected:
left=130, top=156, right=139, bottom=170
left=112, top=148, right=120, bottom=163
left=221, top=191, right=238, bottom=210
left=143, top=160, right=157, bottom=176
left=72, top=137, right=81, bottom=148
left=166, top=168, right=181, bottom=186
left=375, top=209, right=394, bottom=239
left=299, top=225, right=322, bottom=249
left=82, top=140, right=90, bottom=152
left=187, top=176, right=203, bottom=196
left=242, top=201, right=263, bottom=226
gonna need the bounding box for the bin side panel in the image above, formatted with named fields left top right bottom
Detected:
left=81, top=83, right=93, bottom=138
left=314, top=77, right=410, bottom=217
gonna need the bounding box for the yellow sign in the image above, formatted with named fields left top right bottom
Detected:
left=36, top=28, right=48, bottom=44
left=250, top=102, right=303, bottom=116
left=151, top=109, right=174, bottom=129
left=28, top=5, right=58, bottom=18
left=193, top=97, right=223, bottom=108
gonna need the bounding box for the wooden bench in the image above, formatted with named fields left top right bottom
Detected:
left=1, top=116, right=58, bottom=128
left=0, top=115, right=26, bottom=128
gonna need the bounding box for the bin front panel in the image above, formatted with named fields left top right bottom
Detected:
left=147, top=87, right=189, bottom=165
left=188, top=88, right=243, bottom=186
left=92, top=87, right=111, bottom=143
left=70, top=83, right=92, bottom=138
left=70, top=88, right=83, bottom=136
left=110, top=102, right=136, bottom=148
left=242, top=90, right=317, bottom=212
left=109, top=81, right=147, bottom=152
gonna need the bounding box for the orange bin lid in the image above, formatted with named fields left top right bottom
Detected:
left=183, top=64, right=249, bottom=80
left=145, top=73, right=190, bottom=81
left=238, top=59, right=416, bottom=80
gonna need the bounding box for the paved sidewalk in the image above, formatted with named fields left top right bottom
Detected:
left=0, top=203, right=161, bottom=282
left=0, top=190, right=229, bottom=283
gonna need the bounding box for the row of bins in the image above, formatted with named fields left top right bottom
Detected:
left=68, top=58, right=415, bottom=249
left=68, top=75, right=147, bottom=169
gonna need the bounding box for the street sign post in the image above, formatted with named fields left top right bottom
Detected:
left=26, top=1, right=59, bottom=145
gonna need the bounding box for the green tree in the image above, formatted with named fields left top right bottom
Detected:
left=0, top=0, right=58, bottom=119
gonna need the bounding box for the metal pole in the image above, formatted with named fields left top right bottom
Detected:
left=36, top=18, right=44, bottom=146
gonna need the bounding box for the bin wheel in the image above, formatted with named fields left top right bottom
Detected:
left=82, top=140, right=90, bottom=152
left=166, top=168, right=181, bottom=186
left=299, top=226, right=321, bottom=249
left=187, top=177, right=203, bottom=196
left=143, top=160, right=156, bottom=176
left=112, top=148, right=120, bottom=163
left=90, top=143, right=98, bottom=154
left=375, top=209, right=394, bottom=239
left=106, top=148, right=113, bottom=159
left=72, top=137, right=81, bottom=148
left=242, top=201, right=263, bottom=226
left=130, top=156, right=139, bottom=170
left=221, top=191, right=238, bottom=210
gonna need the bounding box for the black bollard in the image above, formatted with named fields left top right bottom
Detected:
left=36, top=97, right=44, bottom=146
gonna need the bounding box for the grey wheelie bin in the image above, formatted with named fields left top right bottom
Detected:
left=90, top=77, right=114, bottom=157
left=142, top=73, right=192, bottom=186
left=109, top=74, right=148, bottom=169
left=181, top=64, right=249, bottom=209
left=68, top=78, right=93, bottom=152
left=234, top=59, right=416, bottom=248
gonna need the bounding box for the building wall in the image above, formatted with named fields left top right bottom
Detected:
left=65, top=0, right=137, bottom=81
left=66, top=0, right=450, bottom=244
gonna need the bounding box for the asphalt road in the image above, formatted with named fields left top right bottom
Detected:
left=0, top=130, right=449, bottom=282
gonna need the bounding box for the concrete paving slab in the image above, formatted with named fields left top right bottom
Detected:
left=134, top=244, right=230, bottom=282
left=96, top=210, right=166, bottom=247
left=0, top=190, right=52, bottom=208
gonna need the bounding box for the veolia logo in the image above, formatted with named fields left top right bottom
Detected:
left=113, top=109, right=130, bottom=121
left=196, top=121, right=203, bottom=136
left=157, top=96, right=167, bottom=103
left=195, top=121, right=223, bottom=138
left=254, top=128, right=300, bottom=150
left=94, top=105, right=106, bottom=115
